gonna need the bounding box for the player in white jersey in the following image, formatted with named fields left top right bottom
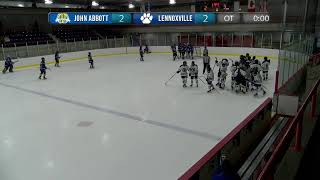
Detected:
left=189, top=61, right=199, bottom=87
left=249, top=60, right=263, bottom=90
left=261, top=57, right=270, bottom=80
left=215, top=59, right=229, bottom=89
left=176, top=61, right=189, bottom=88
left=252, top=72, right=266, bottom=96
left=230, top=61, right=239, bottom=90
left=206, top=66, right=215, bottom=92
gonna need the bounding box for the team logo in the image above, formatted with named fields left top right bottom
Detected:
left=55, top=13, right=71, bottom=24
left=140, top=13, right=153, bottom=24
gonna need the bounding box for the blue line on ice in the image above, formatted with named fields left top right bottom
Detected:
left=0, top=82, right=221, bottom=141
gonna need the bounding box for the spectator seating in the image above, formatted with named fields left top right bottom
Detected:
left=1, top=31, right=55, bottom=47
left=53, top=29, right=99, bottom=42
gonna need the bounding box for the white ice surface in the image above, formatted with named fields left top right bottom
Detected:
left=0, top=53, right=276, bottom=180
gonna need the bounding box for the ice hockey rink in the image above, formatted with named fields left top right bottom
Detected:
left=0, top=47, right=277, bottom=180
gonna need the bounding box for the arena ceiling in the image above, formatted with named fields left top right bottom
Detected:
left=9, top=0, right=202, bottom=7
left=0, top=0, right=207, bottom=10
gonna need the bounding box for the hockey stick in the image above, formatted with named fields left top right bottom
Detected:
left=198, top=76, right=207, bottom=85
left=164, top=72, right=177, bottom=86
left=199, top=76, right=220, bottom=93
left=196, top=77, right=212, bottom=91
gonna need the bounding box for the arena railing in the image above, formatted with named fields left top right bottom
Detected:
left=257, top=78, right=320, bottom=180
left=178, top=97, right=273, bottom=180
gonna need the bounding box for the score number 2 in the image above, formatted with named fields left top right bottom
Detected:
left=203, top=15, right=208, bottom=23
left=119, top=15, right=124, bottom=23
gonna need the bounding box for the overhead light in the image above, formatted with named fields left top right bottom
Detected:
left=44, top=0, right=53, bottom=5
left=100, top=6, right=105, bottom=9
left=169, top=0, right=176, bottom=5
left=65, top=5, right=69, bottom=8
left=17, top=3, right=24, bottom=7
left=128, top=3, right=135, bottom=9
left=92, top=1, right=99, bottom=6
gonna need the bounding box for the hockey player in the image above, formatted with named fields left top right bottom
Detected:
left=186, top=43, right=194, bottom=59
left=139, top=46, right=144, bottom=61
left=245, top=53, right=251, bottom=60
left=252, top=71, right=266, bottom=96
left=216, top=59, right=229, bottom=89
left=88, top=52, right=94, bottom=69
left=171, top=45, right=178, bottom=61
left=54, top=51, right=60, bottom=67
left=176, top=61, right=189, bottom=88
left=234, top=67, right=248, bottom=93
left=230, top=61, right=239, bottom=90
left=2, top=56, right=15, bottom=73
left=178, top=43, right=182, bottom=59
left=203, top=45, right=209, bottom=57
left=189, top=43, right=194, bottom=59
left=206, top=66, right=215, bottom=93
left=181, top=43, right=186, bottom=59
left=249, top=59, right=263, bottom=90
left=144, top=44, right=150, bottom=54
left=202, top=54, right=211, bottom=74
left=39, top=57, right=48, bottom=80
left=239, top=55, right=247, bottom=67
left=186, top=43, right=191, bottom=59
left=261, top=57, right=270, bottom=80
left=189, top=61, right=199, bottom=87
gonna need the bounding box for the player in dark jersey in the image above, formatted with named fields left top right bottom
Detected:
left=39, top=57, right=48, bottom=80
left=88, top=52, right=94, bottom=69
left=171, top=44, right=178, bottom=61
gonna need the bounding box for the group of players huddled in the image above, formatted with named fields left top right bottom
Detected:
left=171, top=43, right=194, bottom=61
left=2, top=50, right=95, bottom=80
left=230, top=54, right=270, bottom=96
left=174, top=45, right=271, bottom=96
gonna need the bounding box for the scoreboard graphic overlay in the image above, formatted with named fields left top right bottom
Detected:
left=49, top=12, right=270, bottom=25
